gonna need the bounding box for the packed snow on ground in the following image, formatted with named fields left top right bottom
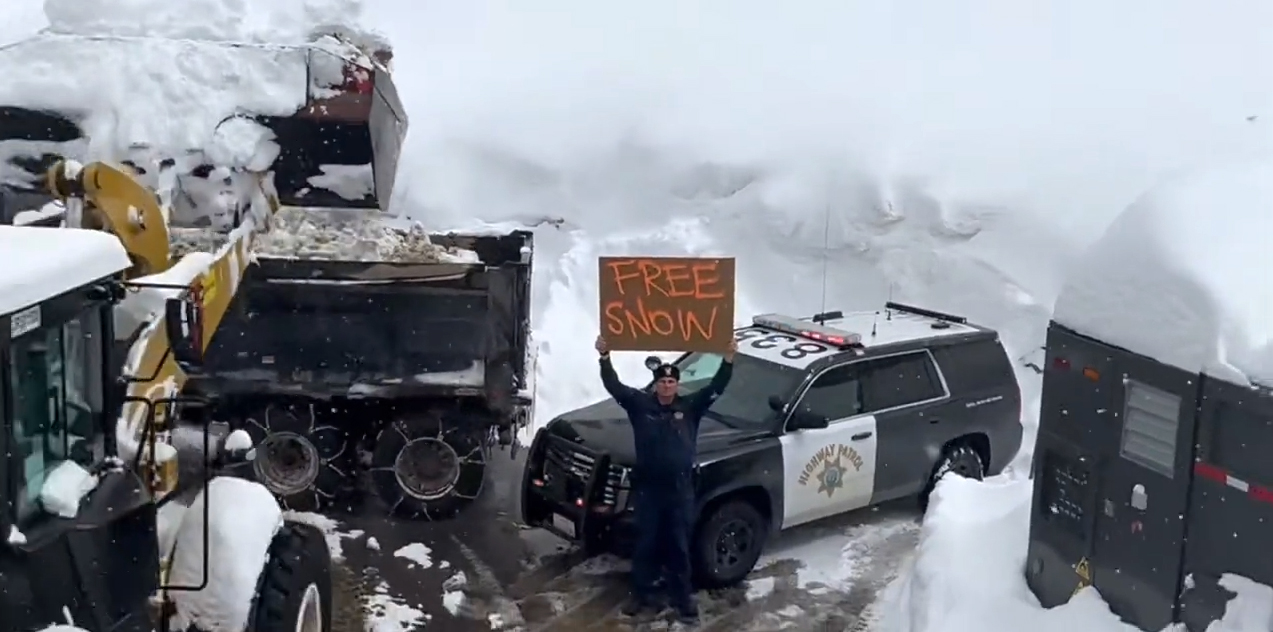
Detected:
left=393, top=542, right=435, bottom=569
left=1053, top=159, right=1273, bottom=385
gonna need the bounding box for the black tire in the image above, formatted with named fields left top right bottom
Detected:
left=370, top=412, right=487, bottom=520
left=244, top=401, right=349, bottom=512
left=692, top=500, right=767, bottom=588
left=250, top=521, right=332, bottom=632
left=919, top=443, right=985, bottom=512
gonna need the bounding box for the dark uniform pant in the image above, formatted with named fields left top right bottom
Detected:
left=630, top=485, right=695, bottom=608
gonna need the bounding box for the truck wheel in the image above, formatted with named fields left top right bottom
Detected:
left=919, top=443, right=985, bottom=512
left=692, top=500, right=767, bottom=588
left=251, top=522, right=332, bottom=632
left=245, top=402, right=348, bottom=511
left=370, top=413, right=486, bottom=520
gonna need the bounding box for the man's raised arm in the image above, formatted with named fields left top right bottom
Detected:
left=687, top=340, right=738, bottom=415
left=597, top=336, right=643, bottom=409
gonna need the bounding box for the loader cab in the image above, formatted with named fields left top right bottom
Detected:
left=0, top=225, right=162, bottom=631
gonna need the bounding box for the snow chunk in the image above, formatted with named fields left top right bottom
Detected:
left=1211, top=574, right=1273, bottom=632
left=8, top=525, right=27, bottom=546
left=169, top=478, right=282, bottom=632
left=205, top=117, right=281, bottom=172
left=366, top=580, right=430, bottom=631
left=0, top=36, right=308, bottom=158
left=224, top=429, right=254, bottom=452
left=39, top=461, right=100, bottom=519
left=0, top=226, right=131, bottom=317
left=307, top=164, right=375, bottom=201
left=366, top=536, right=381, bottom=551
left=393, top=542, right=434, bottom=569
left=1053, top=159, right=1273, bottom=384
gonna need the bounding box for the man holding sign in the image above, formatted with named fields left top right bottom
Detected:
left=595, top=333, right=737, bottom=624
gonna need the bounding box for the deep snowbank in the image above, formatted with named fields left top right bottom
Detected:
left=879, top=475, right=1273, bottom=632
left=877, top=476, right=1141, bottom=632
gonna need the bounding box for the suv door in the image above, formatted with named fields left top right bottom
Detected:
left=864, top=350, right=951, bottom=501
left=779, top=363, right=878, bottom=529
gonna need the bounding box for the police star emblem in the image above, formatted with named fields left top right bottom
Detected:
left=816, top=457, right=846, bottom=498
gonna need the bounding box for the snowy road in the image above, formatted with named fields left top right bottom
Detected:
left=301, top=451, right=920, bottom=631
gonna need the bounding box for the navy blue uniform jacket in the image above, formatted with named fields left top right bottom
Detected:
left=599, top=356, right=734, bottom=489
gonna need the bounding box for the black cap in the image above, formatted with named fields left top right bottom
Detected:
left=653, top=364, right=681, bottom=381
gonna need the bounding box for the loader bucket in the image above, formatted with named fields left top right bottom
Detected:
left=0, top=36, right=407, bottom=212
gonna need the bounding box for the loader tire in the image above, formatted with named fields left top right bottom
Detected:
left=245, top=401, right=349, bottom=512
left=251, top=521, right=332, bottom=632
left=370, top=412, right=487, bottom=520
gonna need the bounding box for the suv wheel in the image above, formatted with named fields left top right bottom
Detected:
left=692, top=500, right=766, bottom=588
left=920, top=443, right=985, bottom=512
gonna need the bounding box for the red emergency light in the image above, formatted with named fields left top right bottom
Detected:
left=752, top=313, right=863, bottom=349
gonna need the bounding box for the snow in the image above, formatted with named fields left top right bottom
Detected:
left=249, top=209, right=481, bottom=263
left=168, top=477, right=282, bottom=632
left=0, top=226, right=131, bottom=317
left=1053, top=159, right=1273, bottom=385
left=879, top=475, right=1273, bottom=632
left=43, top=0, right=374, bottom=45
left=877, top=476, right=1136, bottom=632
left=365, top=581, right=430, bottom=631
left=8, top=525, right=27, bottom=546
left=393, top=542, right=434, bottom=569
left=38, top=461, right=100, bottom=519
left=0, top=36, right=309, bottom=157
left=306, top=164, right=375, bottom=201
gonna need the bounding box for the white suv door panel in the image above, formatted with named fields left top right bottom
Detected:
left=780, top=414, right=878, bottom=528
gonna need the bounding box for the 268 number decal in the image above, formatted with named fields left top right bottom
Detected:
left=734, top=328, right=831, bottom=360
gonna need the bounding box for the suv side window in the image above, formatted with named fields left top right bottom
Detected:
left=861, top=351, right=945, bottom=413
left=794, top=364, right=863, bottom=422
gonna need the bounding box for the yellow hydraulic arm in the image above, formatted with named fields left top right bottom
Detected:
left=45, top=159, right=273, bottom=496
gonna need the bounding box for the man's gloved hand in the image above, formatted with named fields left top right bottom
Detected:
left=596, top=334, right=609, bottom=357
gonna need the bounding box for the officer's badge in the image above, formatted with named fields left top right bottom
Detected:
left=816, top=458, right=846, bottom=498
left=674, top=411, right=684, bottom=420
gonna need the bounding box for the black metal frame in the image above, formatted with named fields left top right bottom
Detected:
left=524, top=430, right=615, bottom=545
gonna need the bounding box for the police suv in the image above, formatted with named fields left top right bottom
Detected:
left=521, top=302, right=1022, bottom=587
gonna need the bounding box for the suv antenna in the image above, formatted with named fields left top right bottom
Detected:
left=817, top=190, right=832, bottom=317
left=871, top=310, right=879, bottom=337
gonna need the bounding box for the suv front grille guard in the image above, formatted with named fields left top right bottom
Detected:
left=528, top=433, right=630, bottom=540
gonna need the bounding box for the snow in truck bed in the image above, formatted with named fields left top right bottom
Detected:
left=170, top=208, right=482, bottom=264
left=1052, top=159, right=1273, bottom=385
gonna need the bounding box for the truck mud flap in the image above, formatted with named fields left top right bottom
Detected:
left=522, top=430, right=613, bottom=546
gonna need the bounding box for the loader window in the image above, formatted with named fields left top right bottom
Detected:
left=9, top=313, right=103, bottom=521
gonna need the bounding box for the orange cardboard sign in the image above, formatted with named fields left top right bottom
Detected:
left=599, top=256, right=736, bottom=352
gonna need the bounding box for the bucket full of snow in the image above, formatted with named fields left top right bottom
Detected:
left=0, top=33, right=405, bottom=212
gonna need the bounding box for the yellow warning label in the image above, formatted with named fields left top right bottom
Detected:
left=1074, top=557, right=1091, bottom=582
left=1072, top=582, right=1086, bottom=598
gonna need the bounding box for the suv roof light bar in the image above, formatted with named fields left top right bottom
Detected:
left=752, top=313, right=863, bottom=348
left=885, top=301, right=967, bottom=324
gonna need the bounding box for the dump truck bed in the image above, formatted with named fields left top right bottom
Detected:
left=193, top=229, right=534, bottom=408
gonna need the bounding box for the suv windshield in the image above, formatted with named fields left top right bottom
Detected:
left=671, top=352, right=803, bottom=427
